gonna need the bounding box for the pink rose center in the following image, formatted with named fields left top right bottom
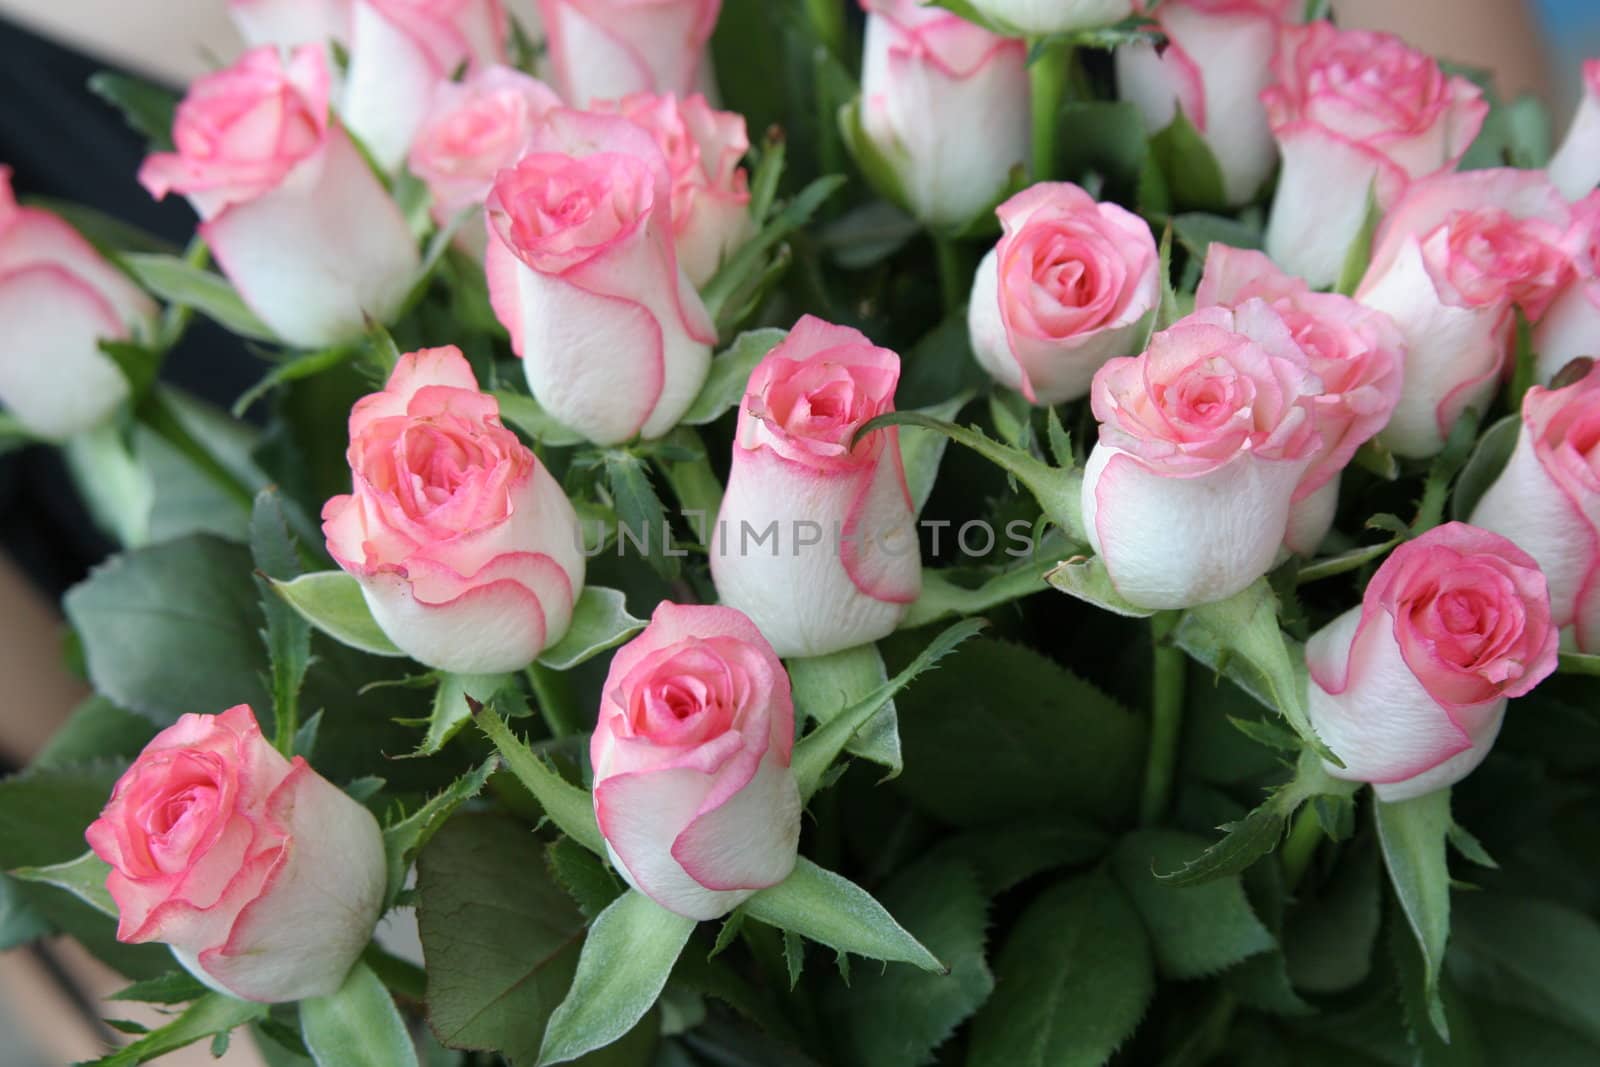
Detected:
left=628, top=643, right=745, bottom=747
left=1307, top=40, right=1443, bottom=133
left=761, top=361, right=888, bottom=453
left=1399, top=567, right=1527, bottom=684
left=174, top=75, right=322, bottom=171
left=357, top=411, right=528, bottom=532
left=1157, top=357, right=1256, bottom=439
left=1432, top=208, right=1574, bottom=317
left=124, top=751, right=232, bottom=876
left=497, top=153, right=651, bottom=260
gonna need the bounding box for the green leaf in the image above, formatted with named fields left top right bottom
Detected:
left=1295, top=537, right=1401, bottom=586
left=901, top=538, right=1061, bottom=630
left=790, top=619, right=984, bottom=799
left=121, top=253, right=278, bottom=342
left=1113, top=830, right=1275, bottom=979
left=538, top=587, right=646, bottom=671
left=1558, top=650, right=1600, bottom=676
left=1354, top=437, right=1401, bottom=480
left=234, top=345, right=359, bottom=418
left=108, top=972, right=210, bottom=1005
left=1452, top=892, right=1600, bottom=1047
left=893, top=637, right=1145, bottom=826
left=605, top=451, right=681, bottom=580
left=937, top=818, right=1111, bottom=896
left=65, top=536, right=271, bottom=724
left=900, top=391, right=975, bottom=514
left=32, top=696, right=157, bottom=769
left=1171, top=213, right=1264, bottom=260
left=1175, top=579, right=1336, bottom=761
left=82, top=998, right=267, bottom=1065
left=300, top=962, right=419, bottom=1067
left=421, top=673, right=513, bottom=755
left=252, top=490, right=312, bottom=751
left=87, top=71, right=179, bottom=152
left=539, top=890, right=696, bottom=1065
left=700, top=174, right=847, bottom=330
left=823, top=854, right=993, bottom=1067
left=789, top=642, right=901, bottom=776
left=418, top=815, right=589, bottom=1064
left=744, top=858, right=942, bottom=972
left=272, top=571, right=405, bottom=658
left=10, top=850, right=116, bottom=918
left=381, top=758, right=496, bottom=908
left=1149, top=111, right=1227, bottom=212
left=495, top=390, right=588, bottom=448
left=546, top=837, right=624, bottom=919
left=476, top=707, right=604, bottom=854
left=1058, top=100, right=1149, bottom=191
left=1376, top=788, right=1454, bottom=1041
left=966, top=874, right=1154, bottom=1067
left=1045, top=556, right=1156, bottom=618
left=24, top=197, right=178, bottom=257
left=839, top=95, right=910, bottom=215
left=1335, top=183, right=1382, bottom=297
left=1284, top=843, right=1382, bottom=994
left=1451, top=413, right=1520, bottom=523
left=680, top=329, right=785, bottom=425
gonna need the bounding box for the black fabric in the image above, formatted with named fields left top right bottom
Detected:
left=0, top=18, right=255, bottom=598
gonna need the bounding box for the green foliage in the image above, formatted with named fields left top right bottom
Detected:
left=380, top=758, right=496, bottom=908
left=300, top=963, right=419, bottom=1067
left=745, top=858, right=941, bottom=971
left=82, top=995, right=268, bottom=1067
left=1376, top=789, right=1454, bottom=1040
left=680, top=329, right=786, bottom=425
left=1149, top=112, right=1228, bottom=213
left=272, top=571, right=406, bottom=658
left=120, top=253, right=278, bottom=342
left=788, top=642, right=901, bottom=775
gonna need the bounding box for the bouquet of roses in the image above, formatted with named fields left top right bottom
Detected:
left=3, top=0, right=1600, bottom=1063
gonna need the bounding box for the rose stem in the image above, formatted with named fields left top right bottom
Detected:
left=1138, top=610, right=1185, bottom=825
left=1029, top=38, right=1072, bottom=182
left=526, top=663, right=583, bottom=739
left=1280, top=804, right=1325, bottom=890
left=932, top=235, right=967, bottom=318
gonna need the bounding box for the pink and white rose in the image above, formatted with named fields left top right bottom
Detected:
left=1305, top=523, right=1558, bottom=802
left=860, top=0, right=1029, bottom=230
left=85, top=706, right=385, bottom=1002
left=408, top=65, right=562, bottom=248
left=539, top=0, right=722, bottom=107
left=1082, top=301, right=1324, bottom=609
left=0, top=167, right=156, bottom=439
left=1262, top=22, right=1488, bottom=289
left=591, top=602, right=800, bottom=920
left=341, top=0, right=509, bottom=170
left=323, top=346, right=585, bottom=674
left=1549, top=59, right=1600, bottom=202
left=1116, top=0, right=1292, bottom=206
left=485, top=108, right=714, bottom=445
left=967, top=182, right=1160, bottom=405
left=140, top=46, right=419, bottom=349
left=1357, top=169, right=1576, bottom=458
left=965, top=0, right=1133, bottom=36
left=1471, top=362, right=1600, bottom=652
left=594, top=92, right=752, bottom=286
left=228, top=0, right=353, bottom=51
left=711, top=316, right=921, bottom=658
left=1535, top=191, right=1600, bottom=383
left=1196, top=245, right=1404, bottom=555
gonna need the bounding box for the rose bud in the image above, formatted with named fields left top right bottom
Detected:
left=0, top=167, right=157, bottom=439
left=593, top=92, right=753, bottom=287
left=1357, top=169, right=1577, bottom=459
left=1535, top=192, right=1600, bottom=384
left=711, top=316, right=921, bottom=658
left=1115, top=0, right=1292, bottom=207
left=1305, top=523, right=1558, bottom=802
left=1082, top=301, right=1324, bottom=610
left=408, top=65, right=562, bottom=256
left=1196, top=245, right=1404, bottom=556
left=591, top=602, right=801, bottom=921
left=228, top=0, right=353, bottom=52
left=1262, top=22, right=1488, bottom=289
left=965, top=0, right=1133, bottom=36
left=485, top=108, right=714, bottom=445
left=967, top=182, right=1160, bottom=405
left=342, top=0, right=509, bottom=171
left=539, top=0, right=722, bottom=107
left=1550, top=59, right=1600, bottom=201
left=859, top=0, right=1029, bottom=230
left=85, top=705, right=385, bottom=1002
left=1470, top=362, right=1600, bottom=652
left=140, top=46, right=419, bottom=350
left=323, top=346, right=586, bottom=674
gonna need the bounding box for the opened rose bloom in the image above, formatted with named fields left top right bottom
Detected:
left=1116, top=0, right=1292, bottom=207
left=1550, top=59, right=1600, bottom=201
left=486, top=108, right=714, bottom=445
left=539, top=0, right=722, bottom=106
left=323, top=346, right=586, bottom=674
left=592, top=602, right=801, bottom=921
left=1083, top=301, right=1324, bottom=609
left=85, top=706, right=385, bottom=1002
left=1471, top=362, right=1600, bottom=652
left=0, top=167, right=157, bottom=439
left=1306, top=523, right=1558, bottom=802
left=1196, top=245, right=1404, bottom=556
left=228, top=0, right=353, bottom=52
left=968, top=182, right=1160, bottom=405
left=859, top=0, right=1029, bottom=230
left=1262, top=22, right=1488, bottom=289
left=341, top=0, right=509, bottom=170
left=140, top=45, right=419, bottom=349
left=408, top=65, right=562, bottom=248
left=1358, top=169, right=1577, bottom=458
left=712, top=317, right=921, bottom=658
left=593, top=91, right=753, bottom=286
left=1535, top=191, right=1600, bottom=384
